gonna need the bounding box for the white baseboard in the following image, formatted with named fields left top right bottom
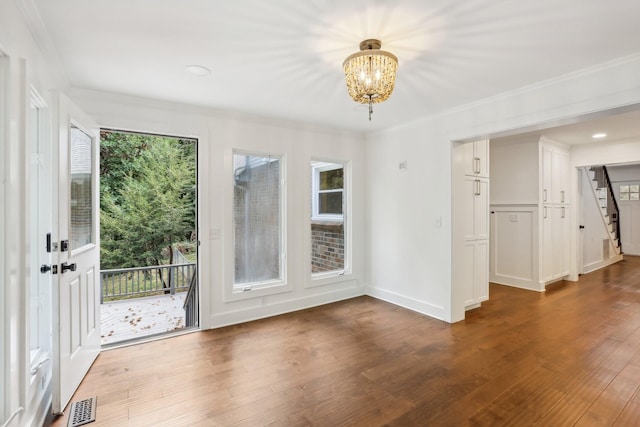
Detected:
left=365, top=286, right=445, bottom=321
left=490, top=278, right=544, bottom=292
left=582, top=254, right=624, bottom=275
left=209, top=287, right=365, bottom=329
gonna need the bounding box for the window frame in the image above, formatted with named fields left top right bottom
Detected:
left=309, top=160, right=352, bottom=283
left=311, top=162, right=344, bottom=222
left=228, top=149, right=289, bottom=300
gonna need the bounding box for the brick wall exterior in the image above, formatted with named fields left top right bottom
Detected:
left=311, top=221, right=344, bottom=273
left=233, top=160, right=280, bottom=284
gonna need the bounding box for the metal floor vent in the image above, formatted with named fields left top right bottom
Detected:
left=67, top=396, right=97, bottom=427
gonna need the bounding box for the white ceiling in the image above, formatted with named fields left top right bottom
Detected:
left=32, top=0, right=640, bottom=133
left=493, top=108, right=640, bottom=146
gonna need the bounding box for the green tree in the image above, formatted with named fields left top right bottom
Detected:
left=100, top=133, right=196, bottom=275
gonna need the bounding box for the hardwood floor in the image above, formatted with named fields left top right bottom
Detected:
left=52, top=257, right=640, bottom=426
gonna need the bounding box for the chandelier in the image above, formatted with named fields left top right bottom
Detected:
left=343, top=39, right=398, bottom=121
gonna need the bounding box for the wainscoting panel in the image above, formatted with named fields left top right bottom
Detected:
left=490, top=205, right=540, bottom=291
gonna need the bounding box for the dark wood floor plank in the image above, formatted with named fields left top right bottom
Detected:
left=52, top=256, right=640, bottom=426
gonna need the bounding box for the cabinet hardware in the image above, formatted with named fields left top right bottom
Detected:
left=60, top=239, right=69, bottom=252
left=561, top=190, right=565, bottom=203
left=543, top=189, right=547, bottom=202
left=40, top=264, right=51, bottom=274
left=561, top=207, right=565, bottom=218
left=474, top=179, right=481, bottom=196
left=544, top=206, right=547, bottom=218
left=46, top=232, right=52, bottom=253
left=474, top=157, right=480, bottom=174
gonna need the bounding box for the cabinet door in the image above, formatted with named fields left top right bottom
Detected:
left=542, top=147, right=569, bottom=204
left=542, top=147, right=553, bottom=203
left=553, top=205, right=569, bottom=277
left=463, top=176, right=489, bottom=240
left=475, top=139, right=490, bottom=178
left=462, top=241, right=475, bottom=306
left=474, top=240, right=489, bottom=302
left=475, top=178, right=490, bottom=240
left=541, top=205, right=554, bottom=281
left=463, top=139, right=489, bottom=177
left=463, top=240, right=489, bottom=307
left=552, top=151, right=569, bottom=204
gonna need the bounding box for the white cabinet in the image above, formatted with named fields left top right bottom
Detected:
left=463, top=139, right=490, bottom=178
left=462, top=176, right=489, bottom=240
left=540, top=142, right=570, bottom=284
left=463, top=240, right=489, bottom=308
left=542, top=205, right=570, bottom=281
left=462, top=139, right=489, bottom=310
left=542, top=146, right=569, bottom=204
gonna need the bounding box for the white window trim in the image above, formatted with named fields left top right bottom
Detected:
left=309, top=160, right=352, bottom=285
left=226, top=150, right=289, bottom=301
left=311, top=162, right=344, bottom=222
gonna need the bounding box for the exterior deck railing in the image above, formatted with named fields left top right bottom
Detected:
left=183, top=266, right=199, bottom=327
left=101, top=262, right=196, bottom=303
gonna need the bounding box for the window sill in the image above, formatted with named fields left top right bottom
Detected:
left=225, top=280, right=292, bottom=302
left=308, top=270, right=353, bottom=288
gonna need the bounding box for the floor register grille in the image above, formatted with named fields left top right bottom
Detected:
left=67, top=397, right=97, bottom=427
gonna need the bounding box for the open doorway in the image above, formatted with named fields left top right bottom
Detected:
left=486, top=108, right=640, bottom=294
left=99, top=129, right=198, bottom=346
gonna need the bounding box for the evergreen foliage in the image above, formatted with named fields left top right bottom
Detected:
left=100, top=131, right=196, bottom=269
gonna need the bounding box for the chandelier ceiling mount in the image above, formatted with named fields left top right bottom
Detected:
left=343, top=39, right=398, bottom=121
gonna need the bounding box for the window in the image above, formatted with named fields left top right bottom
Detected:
left=620, top=184, right=640, bottom=201
left=312, top=163, right=344, bottom=221
left=70, top=125, right=94, bottom=251
left=233, top=152, right=284, bottom=290
left=310, top=161, right=349, bottom=276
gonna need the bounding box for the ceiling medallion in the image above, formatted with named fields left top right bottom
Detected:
left=343, top=39, right=398, bottom=121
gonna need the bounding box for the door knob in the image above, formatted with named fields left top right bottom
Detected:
left=40, top=264, right=51, bottom=273
left=61, top=262, right=77, bottom=273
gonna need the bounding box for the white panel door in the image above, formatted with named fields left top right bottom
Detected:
left=620, top=204, right=640, bottom=255
left=51, top=92, right=100, bottom=414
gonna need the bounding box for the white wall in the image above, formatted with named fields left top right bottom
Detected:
left=490, top=137, right=539, bottom=205
left=69, top=88, right=368, bottom=330
left=367, top=53, right=640, bottom=323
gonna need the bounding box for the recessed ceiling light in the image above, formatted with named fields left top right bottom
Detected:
left=186, top=65, right=211, bottom=76
left=592, top=133, right=607, bottom=139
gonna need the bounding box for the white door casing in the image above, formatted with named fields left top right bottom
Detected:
left=51, top=91, right=100, bottom=414
left=26, top=87, right=54, bottom=426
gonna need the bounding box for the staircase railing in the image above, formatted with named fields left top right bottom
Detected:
left=602, top=165, right=621, bottom=249
left=590, top=165, right=621, bottom=250
left=183, top=266, right=198, bottom=327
